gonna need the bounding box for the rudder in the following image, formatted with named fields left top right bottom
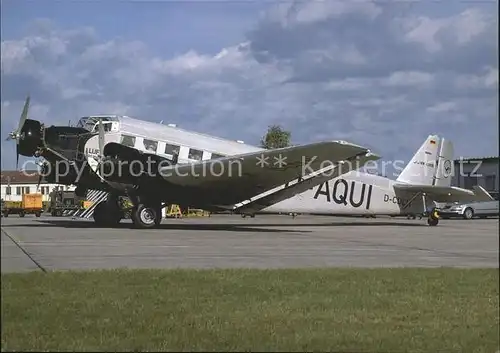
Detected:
left=433, top=137, right=454, bottom=187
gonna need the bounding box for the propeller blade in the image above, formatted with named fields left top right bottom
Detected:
left=16, top=144, right=19, bottom=170
left=98, top=118, right=105, bottom=157
left=17, top=95, right=30, bottom=138
left=37, top=173, right=42, bottom=191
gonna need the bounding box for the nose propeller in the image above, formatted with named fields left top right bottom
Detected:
left=6, top=96, right=30, bottom=169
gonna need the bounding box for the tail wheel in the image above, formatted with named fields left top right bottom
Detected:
left=427, top=217, right=439, bottom=226
left=427, top=208, right=439, bottom=226
left=463, top=207, right=474, bottom=220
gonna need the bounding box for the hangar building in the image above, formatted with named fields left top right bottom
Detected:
left=451, top=156, right=499, bottom=199
left=1, top=170, right=74, bottom=202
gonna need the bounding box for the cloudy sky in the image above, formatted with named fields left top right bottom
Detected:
left=1, top=0, right=498, bottom=175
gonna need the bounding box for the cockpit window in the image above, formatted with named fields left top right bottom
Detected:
left=88, top=122, right=113, bottom=133
left=76, top=117, right=92, bottom=130
left=77, top=116, right=118, bottom=131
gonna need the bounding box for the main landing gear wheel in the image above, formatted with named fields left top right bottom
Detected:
left=131, top=205, right=158, bottom=229
left=427, top=208, right=440, bottom=226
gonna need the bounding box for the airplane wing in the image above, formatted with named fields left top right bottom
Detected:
left=393, top=184, right=494, bottom=203
left=158, top=140, right=376, bottom=206
left=232, top=152, right=380, bottom=213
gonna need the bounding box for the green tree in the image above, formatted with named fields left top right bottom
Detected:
left=260, top=125, right=291, bottom=149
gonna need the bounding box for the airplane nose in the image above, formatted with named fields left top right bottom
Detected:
left=18, top=119, right=43, bottom=157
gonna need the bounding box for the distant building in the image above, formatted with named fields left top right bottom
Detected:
left=0, top=170, right=75, bottom=202
left=452, top=156, right=499, bottom=197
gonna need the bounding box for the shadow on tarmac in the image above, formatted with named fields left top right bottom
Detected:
left=1, top=218, right=427, bottom=232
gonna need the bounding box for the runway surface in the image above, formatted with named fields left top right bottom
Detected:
left=1, top=214, right=498, bottom=272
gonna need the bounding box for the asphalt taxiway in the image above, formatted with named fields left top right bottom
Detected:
left=1, top=214, right=498, bottom=272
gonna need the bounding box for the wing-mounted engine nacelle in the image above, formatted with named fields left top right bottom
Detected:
left=99, top=142, right=174, bottom=185
left=18, top=119, right=43, bottom=157
left=40, top=160, right=84, bottom=185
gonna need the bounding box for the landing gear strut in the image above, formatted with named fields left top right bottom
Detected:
left=427, top=208, right=439, bottom=226
left=91, top=188, right=164, bottom=229
left=92, top=194, right=124, bottom=227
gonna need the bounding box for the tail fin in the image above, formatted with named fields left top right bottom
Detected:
left=396, top=135, right=441, bottom=185
left=433, top=137, right=454, bottom=187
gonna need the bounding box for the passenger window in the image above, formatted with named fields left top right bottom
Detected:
left=211, top=153, right=225, bottom=159
left=164, top=143, right=180, bottom=157
left=121, top=135, right=136, bottom=148
left=143, top=139, right=158, bottom=153
left=188, top=148, right=203, bottom=161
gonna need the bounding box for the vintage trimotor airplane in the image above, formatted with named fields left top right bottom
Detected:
left=236, top=135, right=494, bottom=225
left=7, top=97, right=492, bottom=228
left=6, top=96, right=380, bottom=228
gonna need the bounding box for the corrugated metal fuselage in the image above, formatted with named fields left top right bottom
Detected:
left=116, top=116, right=262, bottom=162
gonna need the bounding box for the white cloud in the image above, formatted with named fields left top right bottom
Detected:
left=292, top=0, right=381, bottom=24
left=384, top=71, right=434, bottom=87
left=1, top=2, right=497, bottom=170
left=403, top=8, right=493, bottom=52
left=426, top=101, right=457, bottom=114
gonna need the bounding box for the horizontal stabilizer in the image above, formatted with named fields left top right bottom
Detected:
left=472, top=185, right=495, bottom=201
left=394, top=184, right=494, bottom=203
left=233, top=152, right=380, bottom=213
